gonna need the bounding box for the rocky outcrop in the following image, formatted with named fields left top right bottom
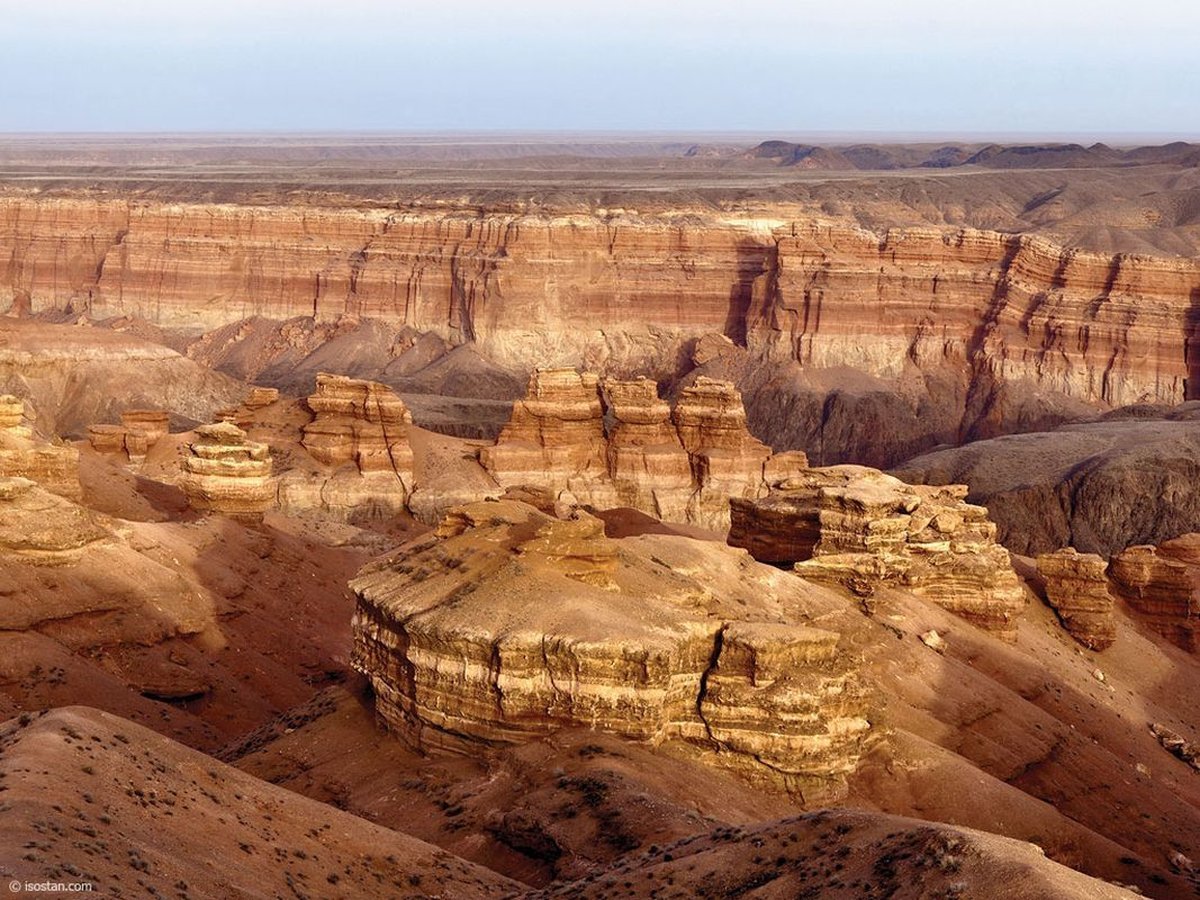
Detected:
left=673, top=377, right=774, bottom=523
left=729, top=466, right=1026, bottom=640
left=1035, top=549, right=1117, bottom=650
left=479, top=369, right=609, bottom=500
left=302, top=374, right=414, bottom=476
left=0, top=394, right=23, bottom=430
left=1110, top=535, right=1200, bottom=651
left=180, top=423, right=274, bottom=523
left=5, top=198, right=1199, bottom=463
left=1151, top=723, right=1200, bottom=772
left=274, top=375, right=415, bottom=523
left=0, top=396, right=81, bottom=500
left=86, top=424, right=129, bottom=454
left=480, top=370, right=781, bottom=530
left=602, top=377, right=694, bottom=519
left=120, top=409, right=169, bottom=462
left=351, top=500, right=871, bottom=799
left=86, top=409, right=170, bottom=462
left=0, top=477, right=109, bottom=564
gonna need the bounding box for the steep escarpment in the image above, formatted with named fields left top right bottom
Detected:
left=5, top=197, right=1200, bottom=464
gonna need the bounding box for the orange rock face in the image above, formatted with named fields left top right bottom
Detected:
left=352, top=500, right=871, bottom=798
left=1110, top=535, right=1200, bottom=651
left=480, top=370, right=780, bottom=530
left=479, top=369, right=608, bottom=497
left=302, top=373, right=414, bottom=477
left=180, top=423, right=275, bottom=524
left=750, top=223, right=1199, bottom=413
left=728, top=466, right=1026, bottom=640
left=603, top=377, right=694, bottom=519
left=4, top=197, right=1197, bottom=429
left=269, top=375, right=417, bottom=523
left=0, top=396, right=81, bottom=500
left=86, top=408, right=171, bottom=462
left=1035, top=549, right=1117, bottom=651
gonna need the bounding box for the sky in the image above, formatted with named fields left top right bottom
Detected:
left=1, top=0, right=1197, bottom=137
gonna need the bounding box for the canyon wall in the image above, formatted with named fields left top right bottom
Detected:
left=6, top=196, right=1199, bottom=459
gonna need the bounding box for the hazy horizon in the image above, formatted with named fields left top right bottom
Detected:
left=3, top=1, right=1197, bottom=135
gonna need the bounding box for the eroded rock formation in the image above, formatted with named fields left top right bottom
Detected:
left=180, top=423, right=274, bottom=523
left=728, top=466, right=1026, bottom=640
left=1035, top=549, right=1117, bottom=651
left=275, top=375, right=415, bottom=522
left=1110, top=535, right=1200, bottom=651
left=480, top=370, right=780, bottom=530
left=351, top=500, right=871, bottom=798
left=302, top=373, right=414, bottom=476
left=603, top=377, right=694, bottom=519
left=5, top=198, right=1200, bottom=463
left=479, top=369, right=609, bottom=499
left=0, top=477, right=109, bottom=565
left=0, top=395, right=81, bottom=500
left=86, top=409, right=170, bottom=462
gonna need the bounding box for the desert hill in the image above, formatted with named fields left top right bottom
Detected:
left=0, top=706, right=520, bottom=898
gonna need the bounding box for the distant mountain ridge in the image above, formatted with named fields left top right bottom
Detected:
left=746, top=139, right=1200, bottom=170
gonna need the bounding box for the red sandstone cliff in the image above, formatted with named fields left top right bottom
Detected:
left=5, top=197, right=1198, bottom=461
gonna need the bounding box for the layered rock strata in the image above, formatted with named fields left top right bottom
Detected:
left=1110, top=535, right=1200, bottom=651
left=86, top=409, right=170, bottom=462
left=179, top=423, right=274, bottom=523
left=351, top=500, right=871, bottom=798
left=277, top=375, right=415, bottom=522
left=674, top=377, right=774, bottom=524
left=480, top=370, right=780, bottom=530
left=0, top=396, right=81, bottom=499
left=302, top=373, right=414, bottom=476
left=86, top=424, right=130, bottom=454
left=120, top=409, right=169, bottom=460
left=728, top=466, right=1025, bottom=640
left=215, top=387, right=281, bottom=427
left=5, top=197, right=1200, bottom=461
left=602, top=377, right=694, bottom=519
left=1035, top=549, right=1117, bottom=650
left=479, top=369, right=610, bottom=499
left=0, top=394, right=23, bottom=430
left=0, top=477, right=109, bottom=564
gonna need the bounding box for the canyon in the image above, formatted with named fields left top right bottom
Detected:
left=3, top=192, right=1200, bottom=466
left=4, top=138, right=1200, bottom=899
